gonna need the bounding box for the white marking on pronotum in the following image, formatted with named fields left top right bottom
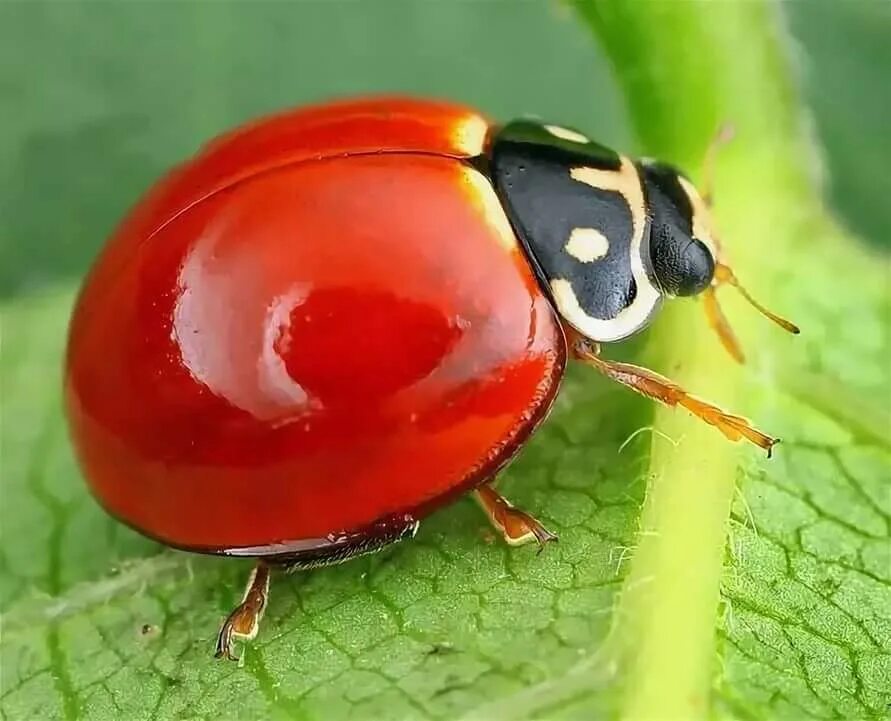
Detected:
left=565, top=228, right=609, bottom=263
left=556, top=158, right=661, bottom=341
left=452, top=113, right=489, bottom=156
left=677, top=175, right=718, bottom=259
left=544, top=124, right=590, bottom=144
left=462, top=167, right=519, bottom=253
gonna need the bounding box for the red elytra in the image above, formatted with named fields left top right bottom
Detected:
left=65, top=97, right=565, bottom=552
left=65, top=96, right=792, bottom=659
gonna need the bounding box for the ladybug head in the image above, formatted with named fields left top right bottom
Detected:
left=488, top=118, right=797, bottom=356
left=641, top=160, right=799, bottom=362
left=641, top=161, right=717, bottom=298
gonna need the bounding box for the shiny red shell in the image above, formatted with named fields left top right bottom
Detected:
left=65, top=97, right=567, bottom=553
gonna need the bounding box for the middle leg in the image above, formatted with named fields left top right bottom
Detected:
left=474, top=484, right=557, bottom=548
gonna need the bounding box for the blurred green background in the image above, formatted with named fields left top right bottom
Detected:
left=1, top=0, right=888, bottom=300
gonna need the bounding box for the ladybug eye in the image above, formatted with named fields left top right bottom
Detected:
left=683, top=238, right=716, bottom=295
left=650, top=235, right=715, bottom=297
left=641, top=162, right=715, bottom=297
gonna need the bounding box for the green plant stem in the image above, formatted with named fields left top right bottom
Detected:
left=572, top=2, right=830, bottom=719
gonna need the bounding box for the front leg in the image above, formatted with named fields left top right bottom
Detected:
left=572, top=338, right=778, bottom=456
left=474, top=485, right=557, bottom=548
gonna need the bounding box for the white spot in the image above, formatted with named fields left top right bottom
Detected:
left=544, top=124, right=590, bottom=144
left=565, top=228, right=609, bottom=262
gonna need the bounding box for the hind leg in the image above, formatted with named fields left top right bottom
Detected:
left=214, top=514, right=419, bottom=660
left=215, top=561, right=271, bottom=662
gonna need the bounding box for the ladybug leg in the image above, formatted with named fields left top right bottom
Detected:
left=215, top=561, right=271, bottom=661
left=571, top=338, right=778, bottom=456
left=474, top=485, right=557, bottom=548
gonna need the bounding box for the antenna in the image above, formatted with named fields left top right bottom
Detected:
left=698, top=123, right=799, bottom=362
left=705, top=263, right=800, bottom=363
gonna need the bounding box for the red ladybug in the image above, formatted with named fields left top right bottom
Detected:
left=65, top=96, right=797, bottom=660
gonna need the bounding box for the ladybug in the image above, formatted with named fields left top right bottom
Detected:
left=64, top=96, right=797, bottom=660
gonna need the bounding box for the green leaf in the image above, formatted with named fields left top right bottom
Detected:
left=563, top=2, right=891, bottom=719
left=2, top=2, right=889, bottom=721
left=1, top=287, right=655, bottom=720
